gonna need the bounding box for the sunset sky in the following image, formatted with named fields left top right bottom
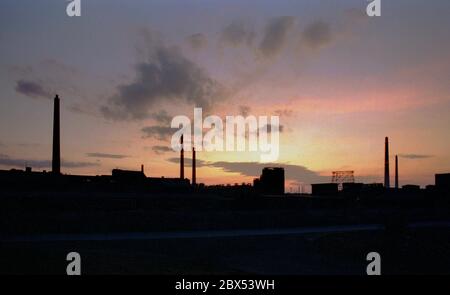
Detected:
left=1, top=0, right=449, bottom=191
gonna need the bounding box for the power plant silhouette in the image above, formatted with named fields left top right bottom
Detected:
left=0, top=94, right=449, bottom=197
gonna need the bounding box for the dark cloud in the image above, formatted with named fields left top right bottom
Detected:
left=221, top=21, right=255, bottom=47
left=302, top=21, right=333, bottom=50
left=166, top=158, right=326, bottom=184
left=151, top=110, right=172, bottom=124
left=101, top=41, right=224, bottom=120
left=166, top=157, right=206, bottom=167
left=210, top=162, right=324, bottom=184
left=141, top=125, right=175, bottom=141
left=86, top=153, right=129, bottom=159
left=151, top=145, right=173, bottom=155
left=399, top=154, right=434, bottom=159
left=0, top=155, right=99, bottom=169
left=12, top=60, right=81, bottom=102
left=187, top=33, right=207, bottom=50
left=259, top=16, right=295, bottom=58
left=15, top=79, right=52, bottom=99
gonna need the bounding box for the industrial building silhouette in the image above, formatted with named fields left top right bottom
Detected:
left=253, top=167, right=285, bottom=195
left=0, top=95, right=190, bottom=193
left=0, top=94, right=449, bottom=198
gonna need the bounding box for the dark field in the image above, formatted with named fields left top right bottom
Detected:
left=2, top=228, right=450, bottom=275
left=1, top=191, right=450, bottom=275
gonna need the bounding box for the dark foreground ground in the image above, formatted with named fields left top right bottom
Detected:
left=1, top=191, right=450, bottom=274
left=2, top=228, right=450, bottom=275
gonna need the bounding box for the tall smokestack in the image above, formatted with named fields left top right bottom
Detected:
left=384, top=137, right=390, bottom=188
left=180, top=135, right=184, bottom=180
left=395, top=155, right=399, bottom=189
left=52, top=95, right=61, bottom=175
left=192, top=147, right=196, bottom=186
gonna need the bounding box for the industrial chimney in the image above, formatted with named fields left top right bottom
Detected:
left=384, top=137, right=390, bottom=188
left=180, top=135, right=184, bottom=180
left=52, top=95, right=61, bottom=175
left=395, top=155, right=399, bottom=189
left=192, top=147, right=196, bottom=186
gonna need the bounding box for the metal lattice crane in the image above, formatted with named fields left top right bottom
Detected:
left=331, top=171, right=355, bottom=190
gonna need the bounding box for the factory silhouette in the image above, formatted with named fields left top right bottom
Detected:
left=0, top=94, right=448, bottom=198
left=0, top=95, right=286, bottom=194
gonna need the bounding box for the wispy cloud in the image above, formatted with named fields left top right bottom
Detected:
left=151, top=109, right=173, bottom=124
left=259, top=16, right=295, bottom=58
left=15, top=80, right=52, bottom=99
left=0, top=155, right=99, bottom=169
left=86, top=153, right=129, bottom=159
left=142, top=125, right=175, bottom=141
left=399, top=154, right=434, bottom=159
left=166, top=157, right=206, bottom=168
left=151, top=145, right=173, bottom=155
left=301, top=21, right=333, bottom=50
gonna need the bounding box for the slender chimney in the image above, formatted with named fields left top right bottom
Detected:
left=384, top=137, right=390, bottom=188
left=52, top=95, right=61, bottom=175
left=180, top=135, right=184, bottom=180
left=192, top=147, right=196, bottom=186
left=141, top=164, right=144, bottom=174
left=395, top=155, right=399, bottom=189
